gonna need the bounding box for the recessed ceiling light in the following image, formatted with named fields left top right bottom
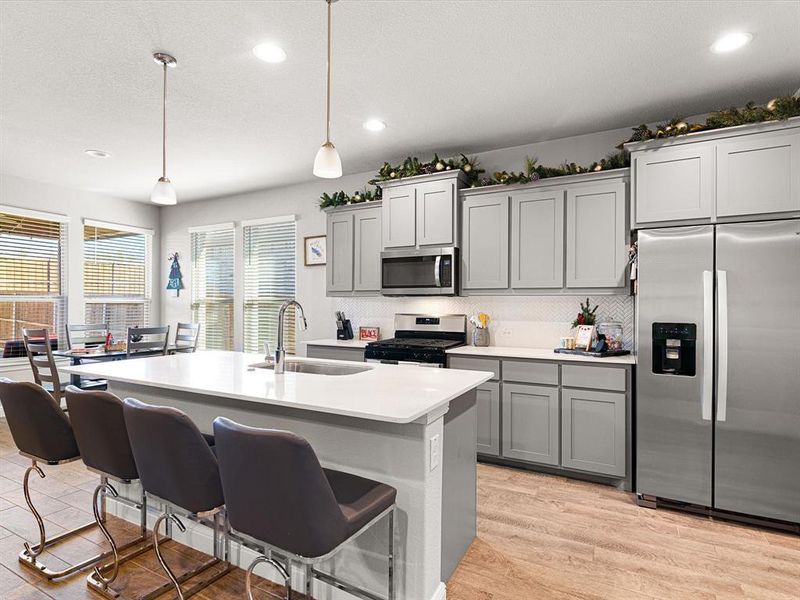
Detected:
left=711, top=31, right=753, bottom=54
left=363, top=119, right=386, bottom=132
left=84, top=149, right=111, bottom=158
left=253, top=43, right=287, bottom=63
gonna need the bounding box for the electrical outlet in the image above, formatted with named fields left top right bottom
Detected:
left=430, top=434, right=441, bottom=472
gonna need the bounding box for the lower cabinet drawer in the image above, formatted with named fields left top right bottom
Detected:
left=502, top=360, right=558, bottom=386
left=561, top=364, right=626, bottom=391
left=501, top=383, right=559, bottom=466
left=448, top=356, right=500, bottom=380
left=561, top=388, right=626, bottom=477
left=305, top=346, right=365, bottom=362
left=476, top=382, right=501, bottom=457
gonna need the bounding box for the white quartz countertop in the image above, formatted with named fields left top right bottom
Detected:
left=446, top=345, right=636, bottom=365
left=62, top=351, right=491, bottom=424
left=301, top=339, right=370, bottom=349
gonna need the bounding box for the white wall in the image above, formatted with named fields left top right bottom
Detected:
left=0, top=174, right=161, bottom=380
left=159, top=124, right=639, bottom=349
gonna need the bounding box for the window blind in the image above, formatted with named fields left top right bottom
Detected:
left=243, top=219, right=297, bottom=354
left=191, top=227, right=234, bottom=350
left=84, top=223, right=151, bottom=338
left=0, top=212, right=67, bottom=356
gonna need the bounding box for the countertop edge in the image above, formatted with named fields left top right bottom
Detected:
left=61, top=360, right=493, bottom=425
left=446, top=346, right=636, bottom=365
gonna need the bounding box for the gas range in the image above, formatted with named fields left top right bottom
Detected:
left=364, top=314, right=466, bottom=367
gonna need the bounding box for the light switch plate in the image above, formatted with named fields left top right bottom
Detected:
left=430, top=434, right=441, bottom=471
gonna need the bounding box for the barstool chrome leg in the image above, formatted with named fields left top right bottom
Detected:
left=245, top=555, right=291, bottom=600
left=18, top=460, right=108, bottom=579
left=154, top=513, right=187, bottom=600
left=151, top=510, right=233, bottom=600
left=388, top=507, right=395, bottom=600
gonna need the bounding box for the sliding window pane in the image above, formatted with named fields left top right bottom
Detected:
left=243, top=219, right=296, bottom=354
left=0, top=212, right=67, bottom=356
left=191, top=228, right=234, bottom=350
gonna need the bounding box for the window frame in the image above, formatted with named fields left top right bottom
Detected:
left=82, top=219, right=154, bottom=338
left=0, top=206, right=69, bottom=361
left=190, top=222, right=235, bottom=351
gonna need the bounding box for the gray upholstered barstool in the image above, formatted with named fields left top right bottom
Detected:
left=0, top=379, right=114, bottom=579
left=213, top=417, right=397, bottom=600
left=122, top=398, right=233, bottom=599
left=65, top=386, right=159, bottom=599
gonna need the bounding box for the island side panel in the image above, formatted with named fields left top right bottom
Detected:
left=441, top=388, right=478, bottom=582
left=109, top=381, right=447, bottom=600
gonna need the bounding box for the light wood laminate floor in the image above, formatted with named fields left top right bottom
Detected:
left=1, top=419, right=798, bottom=599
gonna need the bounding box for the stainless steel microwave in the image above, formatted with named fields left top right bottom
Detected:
left=381, top=247, right=458, bottom=296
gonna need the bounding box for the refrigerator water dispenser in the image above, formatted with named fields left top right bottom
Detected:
left=652, top=323, right=696, bottom=376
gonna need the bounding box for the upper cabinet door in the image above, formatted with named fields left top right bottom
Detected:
left=326, top=211, right=354, bottom=293
left=353, top=208, right=382, bottom=292
left=382, top=186, right=417, bottom=248
left=566, top=181, right=628, bottom=288
left=416, top=179, right=455, bottom=246
left=633, top=143, right=715, bottom=225
left=461, top=193, right=509, bottom=289
left=510, top=189, right=565, bottom=289
left=716, top=129, right=800, bottom=218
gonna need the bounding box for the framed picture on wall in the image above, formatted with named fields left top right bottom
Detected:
left=304, top=235, right=326, bottom=266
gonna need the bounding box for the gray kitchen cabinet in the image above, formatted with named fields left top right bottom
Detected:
left=561, top=388, right=626, bottom=477
left=326, top=211, right=354, bottom=293
left=382, top=185, right=417, bottom=248
left=510, top=189, right=564, bottom=289
left=306, top=345, right=365, bottom=363
left=501, top=383, right=559, bottom=466
left=632, top=143, right=715, bottom=225
left=476, top=382, right=501, bottom=457
left=566, top=180, right=628, bottom=288
left=416, top=178, right=456, bottom=246
left=716, top=128, right=800, bottom=218
left=461, top=193, right=509, bottom=289
left=381, top=171, right=466, bottom=250
left=353, top=207, right=382, bottom=291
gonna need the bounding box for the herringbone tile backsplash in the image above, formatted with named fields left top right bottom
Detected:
left=333, top=295, right=635, bottom=350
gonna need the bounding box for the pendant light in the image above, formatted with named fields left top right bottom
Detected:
left=151, top=52, right=178, bottom=205
left=313, top=0, right=342, bottom=178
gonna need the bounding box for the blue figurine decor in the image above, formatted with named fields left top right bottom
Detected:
left=167, top=252, right=183, bottom=296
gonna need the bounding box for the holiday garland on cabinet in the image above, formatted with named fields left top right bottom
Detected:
left=618, top=94, right=800, bottom=146
left=318, top=93, right=800, bottom=210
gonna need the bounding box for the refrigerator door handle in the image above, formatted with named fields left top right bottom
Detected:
left=701, top=270, right=714, bottom=421
left=717, top=269, right=729, bottom=422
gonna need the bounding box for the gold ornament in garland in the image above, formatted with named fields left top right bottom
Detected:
left=319, top=187, right=382, bottom=209
left=369, top=153, right=484, bottom=186
left=619, top=94, right=800, bottom=146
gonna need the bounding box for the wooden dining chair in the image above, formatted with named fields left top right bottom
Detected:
left=126, top=326, right=170, bottom=359
left=173, top=322, right=201, bottom=353
left=65, top=323, right=109, bottom=350
left=22, top=328, right=64, bottom=401
left=23, top=329, right=106, bottom=401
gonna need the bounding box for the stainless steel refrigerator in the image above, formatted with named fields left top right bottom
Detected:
left=636, top=219, right=800, bottom=524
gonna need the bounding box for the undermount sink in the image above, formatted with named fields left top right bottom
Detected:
left=248, top=359, right=372, bottom=376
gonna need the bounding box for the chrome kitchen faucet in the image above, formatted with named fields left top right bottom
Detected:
left=274, top=300, right=307, bottom=374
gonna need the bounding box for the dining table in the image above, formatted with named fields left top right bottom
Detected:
left=53, top=347, right=176, bottom=386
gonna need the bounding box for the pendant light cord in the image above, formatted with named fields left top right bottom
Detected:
left=325, top=0, right=332, bottom=144
left=162, top=62, right=167, bottom=179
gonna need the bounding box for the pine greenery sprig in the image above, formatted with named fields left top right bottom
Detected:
left=571, top=298, right=599, bottom=329
left=319, top=187, right=382, bottom=209
left=369, top=153, right=484, bottom=186
left=619, top=94, right=800, bottom=146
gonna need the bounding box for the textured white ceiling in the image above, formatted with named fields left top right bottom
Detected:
left=1, top=0, right=799, bottom=203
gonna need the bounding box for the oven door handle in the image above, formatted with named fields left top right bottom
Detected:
left=434, top=256, right=442, bottom=287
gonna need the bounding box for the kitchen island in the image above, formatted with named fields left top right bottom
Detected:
left=63, top=351, right=492, bottom=600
